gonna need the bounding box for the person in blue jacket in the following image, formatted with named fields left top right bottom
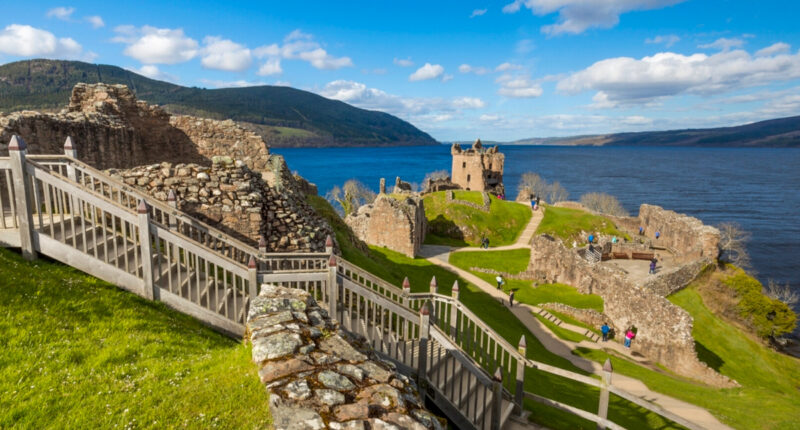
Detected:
left=601, top=323, right=610, bottom=342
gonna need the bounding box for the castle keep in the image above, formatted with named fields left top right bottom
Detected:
left=450, top=139, right=504, bottom=195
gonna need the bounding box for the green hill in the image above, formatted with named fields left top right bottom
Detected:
left=0, top=59, right=437, bottom=147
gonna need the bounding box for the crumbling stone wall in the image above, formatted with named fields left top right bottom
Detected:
left=540, top=302, right=610, bottom=332
left=450, top=139, right=504, bottom=195
left=248, top=284, right=443, bottom=430
left=528, top=235, right=736, bottom=387
left=641, top=259, right=709, bottom=297
left=345, top=194, right=426, bottom=258
left=108, top=157, right=333, bottom=252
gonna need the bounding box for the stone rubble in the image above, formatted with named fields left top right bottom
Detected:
left=248, top=284, right=444, bottom=430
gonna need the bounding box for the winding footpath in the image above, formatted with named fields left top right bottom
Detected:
left=419, top=204, right=732, bottom=430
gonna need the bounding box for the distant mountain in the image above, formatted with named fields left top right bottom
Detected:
left=505, top=116, right=800, bottom=148
left=0, top=59, right=437, bottom=147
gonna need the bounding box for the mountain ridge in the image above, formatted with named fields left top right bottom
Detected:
left=0, top=59, right=437, bottom=147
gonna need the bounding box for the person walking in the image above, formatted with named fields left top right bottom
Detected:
left=601, top=323, right=610, bottom=342
left=649, top=259, right=657, bottom=275
left=509, top=290, right=515, bottom=307
left=624, top=328, right=635, bottom=348
left=484, top=237, right=490, bottom=249
left=655, top=230, right=661, bottom=240
left=496, top=275, right=504, bottom=290
left=639, top=226, right=644, bottom=235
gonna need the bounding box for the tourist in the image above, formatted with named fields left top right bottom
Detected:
left=484, top=237, right=490, bottom=249
left=496, top=275, right=504, bottom=290
left=536, top=196, right=540, bottom=206
left=611, top=236, right=618, bottom=244
left=601, top=323, right=610, bottom=342
left=650, top=257, right=658, bottom=274
left=624, top=328, right=635, bottom=348
left=639, top=226, right=644, bottom=235
left=530, top=198, right=536, bottom=211
left=655, top=230, right=661, bottom=240
left=588, top=234, right=594, bottom=243
left=509, top=290, right=515, bottom=307
left=480, top=235, right=487, bottom=249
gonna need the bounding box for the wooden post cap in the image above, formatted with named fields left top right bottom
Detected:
left=420, top=302, right=430, bottom=315
left=64, top=136, right=75, bottom=150
left=519, top=335, right=527, bottom=349
left=493, top=367, right=503, bottom=382
left=325, top=235, right=334, bottom=248
left=167, top=189, right=176, bottom=201
left=258, top=235, right=267, bottom=248
left=452, top=280, right=459, bottom=292
left=328, top=254, right=337, bottom=267
left=603, top=358, right=613, bottom=373
left=430, top=276, right=437, bottom=288
left=248, top=255, right=257, bottom=269
left=8, top=135, right=26, bottom=151
left=402, top=276, right=410, bottom=290
left=137, top=199, right=148, bottom=214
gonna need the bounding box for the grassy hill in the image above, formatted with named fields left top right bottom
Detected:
left=0, top=59, right=437, bottom=147
left=507, top=115, right=800, bottom=148
left=0, top=248, right=271, bottom=428
left=535, top=205, right=628, bottom=246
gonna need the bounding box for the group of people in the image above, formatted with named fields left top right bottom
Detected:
left=600, top=323, right=637, bottom=348
left=480, top=236, right=490, bottom=249
left=529, top=195, right=541, bottom=211
left=638, top=226, right=661, bottom=240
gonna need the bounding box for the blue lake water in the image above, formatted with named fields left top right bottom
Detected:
left=273, top=145, right=800, bottom=305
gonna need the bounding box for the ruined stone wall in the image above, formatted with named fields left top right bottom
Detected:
left=450, top=140, right=504, bottom=194
left=641, top=259, right=710, bottom=297
left=108, top=156, right=333, bottom=252
left=248, top=284, right=443, bottom=430
left=345, top=195, right=426, bottom=258
left=169, top=115, right=271, bottom=171
left=528, top=235, right=736, bottom=387
left=539, top=302, right=610, bottom=332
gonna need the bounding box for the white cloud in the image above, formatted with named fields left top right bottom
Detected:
left=257, top=58, right=282, bottom=76
left=645, top=34, right=679, bottom=48
left=557, top=46, right=800, bottom=107
left=199, top=78, right=268, bottom=88
left=453, top=97, right=486, bottom=109
left=495, top=62, right=522, bottom=72
left=442, top=74, right=454, bottom=83
left=459, top=64, right=490, bottom=75
left=132, top=65, right=179, bottom=83
left=253, top=30, right=352, bottom=71
left=470, top=9, right=488, bottom=18
left=409, top=63, right=444, bottom=81
left=201, top=36, right=252, bottom=72
left=502, top=0, right=685, bottom=35
left=393, top=57, right=414, bottom=67
left=113, top=25, right=198, bottom=64
left=496, top=73, right=543, bottom=98
left=756, top=42, right=790, bottom=57
left=699, top=37, right=744, bottom=51
left=85, top=16, right=105, bottom=29
left=516, top=39, right=535, bottom=54
left=0, top=24, right=84, bottom=59
left=46, top=7, right=74, bottom=21
left=480, top=114, right=500, bottom=121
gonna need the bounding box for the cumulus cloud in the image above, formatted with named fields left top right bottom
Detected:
left=496, top=73, right=543, bottom=98
left=199, top=78, right=268, bottom=88
left=453, top=97, right=486, bottom=108
left=393, top=57, right=414, bottom=67
left=257, top=58, right=282, bottom=76
left=502, top=0, right=685, bottom=35
left=85, top=16, right=105, bottom=29
left=46, top=7, right=74, bottom=21
left=131, top=65, right=179, bottom=83
left=495, top=62, right=522, bottom=71
left=699, top=37, right=744, bottom=51
left=459, top=64, right=490, bottom=75
left=201, top=36, right=252, bottom=72
left=113, top=25, right=198, bottom=64
left=409, top=63, right=444, bottom=81
left=645, top=34, right=679, bottom=48
left=470, top=8, right=488, bottom=18
left=756, top=42, right=790, bottom=57
left=0, top=24, right=85, bottom=59
left=254, top=30, right=352, bottom=72
left=479, top=114, right=500, bottom=121
left=557, top=45, right=800, bottom=107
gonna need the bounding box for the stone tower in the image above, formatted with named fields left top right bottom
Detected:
left=450, top=139, right=504, bottom=195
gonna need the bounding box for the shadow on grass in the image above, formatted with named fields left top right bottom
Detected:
left=694, top=340, right=724, bottom=372
left=425, top=215, right=470, bottom=247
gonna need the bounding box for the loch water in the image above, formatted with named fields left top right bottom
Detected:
left=273, top=145, right=800, bottom=304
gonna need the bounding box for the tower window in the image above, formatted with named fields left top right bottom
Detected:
left=462, top=162, right=466, bottom=168
left=467, top=174, right=471, bottom=182
left=489, top=163, right=492, bottom=169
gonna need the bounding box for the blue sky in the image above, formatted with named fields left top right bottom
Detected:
left=2, top=0, right=800, bottom=141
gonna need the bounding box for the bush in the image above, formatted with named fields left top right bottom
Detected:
left=579, top=192, right=629, bottom=217
left=722, top=269, right=797, bottom=338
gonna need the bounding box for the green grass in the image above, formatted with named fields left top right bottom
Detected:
left=545, top=308, right=602, bottom=336
left=310, top=195, right=679, bottom=429
left=534, top=314, right=593, bottom=343
left=452, top=190, right=485, bottom=205
left=719, top=266, right=796, bottom=337
left=0, top=248, right=271, bottom=429
left=449, top=248, right=530, bottom=274
left=423, top=191, right=531, bottom=247
left=571, top=279, right=800, bottom=430
left=536, top=205, right=628, bottom=246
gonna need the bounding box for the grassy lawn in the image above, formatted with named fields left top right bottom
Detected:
left=449, top=248, right=530, bottom=274
left=452, top=190, right=485, bottom=205
left=536, top=205, right=628, bottom=246
left=572, top=282, right=800, bottom=430
left=0, top=248, right=271, bottom=429
left=534, top=313, right=593, bottom=343
left=423, top=191, right=531, bottom=247
left=309, top=196, right=681, bottom=429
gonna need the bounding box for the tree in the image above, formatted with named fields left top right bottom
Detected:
left=764, top=280, right=799, bottom=307
left=516, top=172, right=549, bottom=201
left=717, top=222, right=751, bottom=269
left=326, top=179, right=376, bottom=217
left=423, top=170, right=449, bottom=183
left=580, top=192, right=629, bottom=217
left=546, top=181, right=569, bottom=204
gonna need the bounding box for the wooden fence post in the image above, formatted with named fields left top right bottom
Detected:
left=8, top=136, right=36, bottom=261
left=450, top=280, right=459, bottom=339
left=258, top=235, right=267, bottom=254
left=598, top=358, right=613, bottom=430
left=418, top=301, right=431, bottom=387
left=328, top=254, right=338, bottom=322
left=167, top=189, right=178, bottom=229
left=63, top=136, right=78, bottom=180
left=515, top=335, right=527, bottom=414
left=402, top=276, right=411, bottom=307
left=429, top=276, right=437, bottom=322
left=325, top=234, right=334, bottom=254
left=429, top=275, right=437, bottom=294
left=248, top=255, right=258, bottom=300
left=492, top=367, right=503, bottom=430
left=137, top=199, right=156, bottom=300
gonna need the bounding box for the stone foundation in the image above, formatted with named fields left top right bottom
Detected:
left=345, top=195, right=426, bottom=258
left=248, top=284, right=443, bottom=430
